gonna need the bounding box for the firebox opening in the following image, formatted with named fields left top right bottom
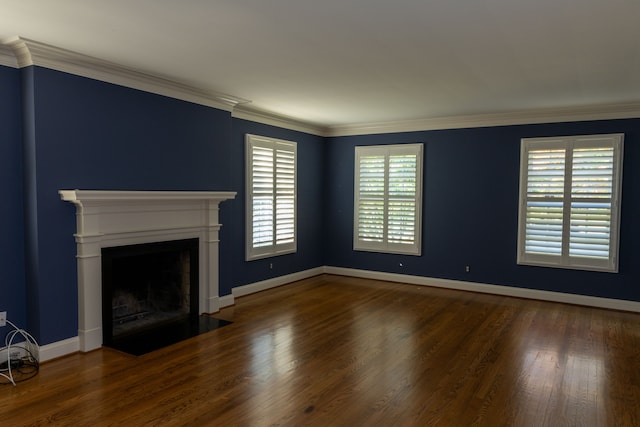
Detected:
left=101, top=238, right=199, bottom=346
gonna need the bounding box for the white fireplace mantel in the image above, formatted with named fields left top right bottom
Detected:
left=60, top=190, right=236, bottom=352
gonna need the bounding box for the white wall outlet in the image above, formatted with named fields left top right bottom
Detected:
left=0, top=311, right=6, bottom=327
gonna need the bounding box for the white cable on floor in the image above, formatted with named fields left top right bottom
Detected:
left=0, top=319, right=40, bottom=386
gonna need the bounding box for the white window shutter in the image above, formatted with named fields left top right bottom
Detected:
left=357, top=154, right=385, bottom=243
left=354, top=144, right=423, bottom=255
left=523, top=148, right=566, bottom=256
left=388, top=154, right=418, bottom=245
left=569, top=147, right=614, bottom=260
left=518, top=134, right=623, bottom=272
left=251, top=145, right=274, bottom=248
left=275, top=146, right=296, bottom=246
left=246, top=135, right=297, bottom=260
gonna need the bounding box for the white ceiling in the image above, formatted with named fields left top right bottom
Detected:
left=1, top=0, right=640, bottom=129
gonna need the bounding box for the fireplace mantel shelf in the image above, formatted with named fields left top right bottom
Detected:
left=60, top=190, right=237, bottom=203
left=59, top=189, right=237, bottom=237
left=60, top=189, right=236, bottom=352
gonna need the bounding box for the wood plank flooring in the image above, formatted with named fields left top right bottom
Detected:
left=2, top=274, right=640, bottom=426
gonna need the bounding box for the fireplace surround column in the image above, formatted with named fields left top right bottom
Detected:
left=60, top=190, right=236, bottom=352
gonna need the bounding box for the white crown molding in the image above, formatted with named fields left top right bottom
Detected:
left=2, top=36, right=639, bottom=136
left=1, top=36, right=250, bottom=112
left=325, top=103, right=640, bottom=137
left=0, top=44, right=18, bottom=68
left=233, top=104, right=329, bottom=136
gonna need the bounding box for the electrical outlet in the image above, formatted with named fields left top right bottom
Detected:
left=0, top=311, right=6, bottom=327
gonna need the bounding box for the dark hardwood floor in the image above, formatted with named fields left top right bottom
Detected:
left=2, top=274, right=639, bottom=426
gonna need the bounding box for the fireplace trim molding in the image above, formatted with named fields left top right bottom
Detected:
left=60, top=190, right=236, bottom=352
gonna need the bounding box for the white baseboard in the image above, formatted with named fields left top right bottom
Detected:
left=232, top=267, right=325, bottom=298
left=39, top=337, right=80, bottom=362
left=38, top=267, right=324, bottom=361
left=324, top=266, right=640, bottom=313
left=218, top=294, right=235, bottom=308
left=39, top=265, right=640, bottom=362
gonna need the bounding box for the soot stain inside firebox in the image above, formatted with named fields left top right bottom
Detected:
left=110, top=248, right=191, bottom=337
left=102, top=239, right=232, bottom=356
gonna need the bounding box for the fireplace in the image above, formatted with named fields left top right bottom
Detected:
left=60, top=190, right=236, bottom=352
left=102, top=238, right=199, bottom=345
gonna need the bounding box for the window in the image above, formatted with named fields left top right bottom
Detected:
left=354, top=143, right=423, bottom=255
left=517, top=133, right=624, bottom=272
left=246, top=134, right=297, bottom=260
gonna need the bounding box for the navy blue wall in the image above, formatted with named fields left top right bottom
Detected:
left=324, top=120, right=640, bottom=302
left=24, top=66, right=236, bottom=344
left=3, top=62, right=639, bottom=348
left=10, top=66, right=325, bottom=346
left=229, top=119, right=325, bottom=287
left=0, top=65, right=25, bottom=327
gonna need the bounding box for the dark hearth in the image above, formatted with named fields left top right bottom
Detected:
left=107, top=315, right=232, bottom=356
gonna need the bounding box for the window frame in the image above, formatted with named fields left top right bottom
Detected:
left=517, top=133, right=624, bottom=272
left=353, top=143, right=423, bottom=256
left=245, top=134, right=297, bottom=261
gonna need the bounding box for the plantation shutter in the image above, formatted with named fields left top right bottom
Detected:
left=354, top=144, right=422, bottom=255
left=275, top=147, right=296, bottom=246
left=388, top=153, right=418, bottom=244
left=246, top=135, right=297, bottom=260
left=569, top=146, right=615, bottom=260
left=356, top=153, right=385, bottom=243
left=518, top=134, right=623, bottom=272
left=251, top=145, right=274, bottom=248
left=523, top=146, right=566, bottom=256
